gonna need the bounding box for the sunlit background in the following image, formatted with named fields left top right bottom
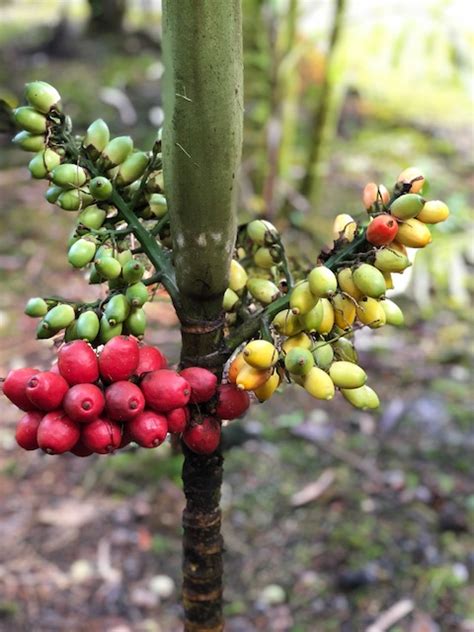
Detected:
left=0, top=1, right=473, bottom=630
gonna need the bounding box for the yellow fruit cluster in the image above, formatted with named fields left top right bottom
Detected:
left=224, top=167, right=450, bottom=411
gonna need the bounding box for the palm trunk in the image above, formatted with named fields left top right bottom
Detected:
left=161, top=2, right=243, bottom=629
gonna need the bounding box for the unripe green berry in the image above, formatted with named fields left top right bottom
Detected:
left=122, top=259, right=145, bottom=284
left=44, top=303, right=76, bottom=330
left=76, top=310, right=100, bottom=342
left=89, top=176, right=113, bottom=200
left=124, top=307, right=146, bottom=337
left=77, top=205, right=107, bottom=230
left=99, top=314, right=122, bottom=343
left=45, top=185, right=63, bottom=204
left=247, top=219, right=279, bottom=246
left=104, top=294, right=130, bottom=326
left=28, top=149, right=62, bottom=179
left=36, top=320, right=55, bottom=339
left=285, top=347, right=314, bottom=376
left=116, top=151, right=149, bottom=186
left=57, top=188, right=93, bottom=211
left=83, top=118, right=110, bottom=157
left=25, top=81, right=61, bottom=113
left=12, top=131, right=45, bottom=152
left=13, top=106, right=47, bottom=134
left=51, top=164, right=88, bottom=189
left=148, top=193, right=167, bottom=218
left=101, top=136, right=133, bottom=168
left=352, top=264, right=386, bottom=299
left=95, top=256, right=122, bottom=280
left=24, top=297, right=48, bottom=317
left=125, top=282, right=149, bottom=307
left=68, top=239, right=96, bottom=268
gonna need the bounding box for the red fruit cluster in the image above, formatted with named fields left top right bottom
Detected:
left=3, top=336, right=251, bottom=457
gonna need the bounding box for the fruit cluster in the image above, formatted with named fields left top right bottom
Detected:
left=3, top=336, right=251, bottom=457
left=222, top=168, right=450, bottom=410
left=13, top=81, right=169, bottom=345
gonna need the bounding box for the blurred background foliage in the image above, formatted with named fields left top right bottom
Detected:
left=0, top=1, right=473, bottom=631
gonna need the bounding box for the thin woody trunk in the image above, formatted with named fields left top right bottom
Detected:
left=161, top=2, right=243, bottom=630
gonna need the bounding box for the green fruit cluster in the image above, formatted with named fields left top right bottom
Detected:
left=13, top=82, right=169, bottom=346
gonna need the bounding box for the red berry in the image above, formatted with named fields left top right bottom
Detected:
left=63, top=383, right=105, bottom=423
left=3, top=367, right=40, bottom=411
left=141, top=369, right=191, bottom=413
left=215, top=384, right=250, bottom=420
left=99, top=336, right=139, bottom=382
left=81, top=417, right=122, bottom=454
left=183, top=417, right=221, bottom=455
left=128, top=410, right=168, bottom=448
left=167, top=406, right=190, bottom=434
left=37, top=410, right=80, bottom=454
left=179, top=367, right=218, bottom=403
left=26, top=371, right=69, bottom=411
left=15, top=411, right=43, bottom=450
left=58, top=340, right=99, bottom=385
left=70, top=439, right=94, bottom=457
left=105, top=381, right=145, bottom=421
left=366, top=214, right=399, bottom=246
left=135, top=345, right=167, bottom=376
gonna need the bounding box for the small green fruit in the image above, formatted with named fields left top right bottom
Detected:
left=12, top=131, right=45, bottom=152
left=247, top=278, right=280, bottom=305
left=148, top=193, right=167, bottom=218
left=95, top=256, right=122, bottom=280
left=223, top=288, right=240, bottom=312
left=25, top=81, right=61, bottom=113
left=116, top=249, right=133, bottom=266
left=28, top=149, right=62, bottom=179
left=329, top=361, right=367, bottom=389
left=68, top=239, right=96, bottom=268
left=116, top=151, right=149, bottom=186
left=247, top=219, right=279, bottom=246
left=89, top=176, right=113, bottom=200
left=102, top=136, right=133, bottom=168
left=379, top=298, right=405, bottom=326
left=299, top=301, right=324, bottom=332
left=51, top=164, right=88, bottom=189
left=77, top=205, right=107, bottom=230
left=57, top=188, right=93, bottom=211
left=13, top=106, right=47, bottom=134
left=285, top=347, right=314, bottom=376
left=36, top=320, right=55, bottom=339
left=64, top=320, right=79, bottom=342
left=24, top=297, right=48, bottom=317
left=290, top=281, right=318, bottom=315
left=341, top=385, right=380, bottom=410
left=352, top=264, right=386, bottom=299
left=125, top=282, right=149, bottom=307
left=45, top=185, right=63, bottom=204
left=312, top=342, right=334, bottom=371
left=44, top=303, right=76, bottom=330
left=308, top=266, right=337, bottom=298
left=389, top=193, right=425, bottom=220
left=99, top=314, right=123, bottom=343
left=105, top=294, right=130, bottom=326
left=122, top=259, right=145, bottom=284
left=333, top=337, right=358, bottom=363
left=83, top=119, right=110, bottom=157
left=76, top=310, right=100, bottom=342
left=124, top=307, right=146, bottom=337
